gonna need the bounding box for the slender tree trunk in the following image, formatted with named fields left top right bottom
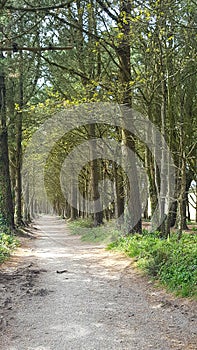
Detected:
left=176, top=154, right=187, bottom=238
left=89, top=124, right=103, bottom=226
left=70, top=176, right=78, bottom=221
left=15, top=52, right=23, bottom=226
left=175, top=95, right=188, bottom=237
left=158, top=79, right=169, bottom=237
left=145, top=146, right=158, bottom=216
left=24, top=182, right=31, bottom=223
left=0, top=55, right=14, bottom=229
left=114, top=164, right=124, bottom=225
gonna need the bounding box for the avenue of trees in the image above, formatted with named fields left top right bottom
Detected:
left=0, top=0, right=196, bottom=237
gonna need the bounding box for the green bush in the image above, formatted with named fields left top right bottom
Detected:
left=0, top=232, right=19, bottom=264
left=108, top=231, right=197, bottom=298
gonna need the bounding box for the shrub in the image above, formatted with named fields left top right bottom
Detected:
left=0, top=232, right=19, bottom=264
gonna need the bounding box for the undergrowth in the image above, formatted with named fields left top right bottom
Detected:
left=107, top=231, right=197, bottom=298
left=68, top=218, right=119, bottom=244
left=68, top=218, right=197, bottom=298
left=0, top=231, right=19, bottom=264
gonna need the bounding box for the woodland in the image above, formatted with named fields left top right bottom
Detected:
left=0, top=0, right=196, bottom=240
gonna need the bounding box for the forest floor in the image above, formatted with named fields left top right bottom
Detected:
left=0, top=215, right=196, bottom=350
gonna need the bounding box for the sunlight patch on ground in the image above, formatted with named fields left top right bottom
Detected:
left=49, top=323, right=91, bottom=339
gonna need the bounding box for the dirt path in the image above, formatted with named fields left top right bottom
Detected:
left=0, top=216, right=196, bottom=350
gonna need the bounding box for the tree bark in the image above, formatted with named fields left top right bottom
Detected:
left=117, top=0, right=142, bottom=234
left=89, top=124, right=103, bottom=226
left=114, top=163, right=124, bottom=225
left=0, top=57, right=14, bottom=229
left=15, top=52, right=23, bottom=226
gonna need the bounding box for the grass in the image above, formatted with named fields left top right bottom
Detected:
left=0, top=231, right=19, bottom=264
left=67, top=218, right=120, bottom=244
left=107, top=230, right=197, bottom=298
left=68, top=218, right=197, bottom=298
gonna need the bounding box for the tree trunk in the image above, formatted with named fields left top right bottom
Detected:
left=89, top=124, right=103, bottom=226
left=122, top=129, right=142, bottom=233
left=70, top=176, right=78, bottom=221
left=117, top=0, right=142, bottom=234
left=114, top=164, right=124, bottom=226
left=158, top=79, right=169, bottom=237
left=0, top=57, right=14, bottom=229
left=176, top=154, right=187, bottom=237
left=15, top=53, right=23, bottom=226
left=145, top=147, right=158, bottom=217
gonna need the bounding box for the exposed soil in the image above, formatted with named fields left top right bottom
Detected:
left=0, top=215, right=196, bottom=350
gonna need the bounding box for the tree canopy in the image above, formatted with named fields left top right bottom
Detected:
left=0, top=0, right=196, bottom=236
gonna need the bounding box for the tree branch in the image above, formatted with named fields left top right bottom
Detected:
left=0, top=46, right=73, bottom=53
left=41, top=54, right=114, bottom=93
left=96, top=0, right=118, bottom=22
left=40, top=54, right=91, bottom=83
left=51, top=13, right=122, bottom=70
left=4, top=1, right=73, bottom=12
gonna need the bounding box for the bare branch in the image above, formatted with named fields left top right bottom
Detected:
left=41, top=54, right=113, bottom=93
left=96, top=0, right=118, bottom=22
left=40, top=54, right=90, bottom=83
left=4, top=1, right=73, bottom=12
left=51, top=13, right=122, bottom=70
left=0, top=46, right=73, bottom=52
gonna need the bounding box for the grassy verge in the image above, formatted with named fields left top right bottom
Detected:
left=0, top=232, right=19, bottom=264
left=67, top=218, right=120, bottom=244
left=68, top=218, right=197, bottom=298
left=107, top=231, right=197, bottom=298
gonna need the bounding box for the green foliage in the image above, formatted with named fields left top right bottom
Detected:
left=0, top=232, right=19, bottom=264
left=0, top=0, right=196, bottom=236
left=108, top=232, right=197, bottom=298
left=0, top=213, right=10, bottom=235
left=68, top=218, right=93, bottom=231
left=68, top=219, right=119, bottom=244
left=0, top=214, right=6, bottom=229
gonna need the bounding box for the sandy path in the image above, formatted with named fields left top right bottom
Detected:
left=0, top=215, right=196, bottom=350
